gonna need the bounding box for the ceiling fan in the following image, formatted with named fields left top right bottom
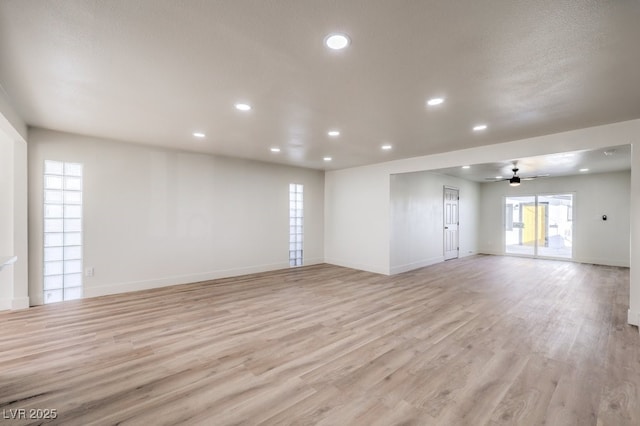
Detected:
left=486, top=165, right=549, bottom=186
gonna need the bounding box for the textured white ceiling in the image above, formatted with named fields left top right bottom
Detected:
left=0, top=1, right=639, bottom=170
left=435, top=145, right=631, bottom=182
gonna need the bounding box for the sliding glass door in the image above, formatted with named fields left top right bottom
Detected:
left=505, top=194, right=573, bottom=259
left=505, top=196, right=536, bottom=256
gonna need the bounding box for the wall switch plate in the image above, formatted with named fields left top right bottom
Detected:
left=85, top=267, right=94, bottom=277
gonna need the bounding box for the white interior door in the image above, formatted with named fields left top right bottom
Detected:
left=444, top=187, right=459, bottom=260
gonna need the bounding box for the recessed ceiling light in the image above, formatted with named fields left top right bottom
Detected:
left=495, top=176, right=503, bottom=179
left=324, top=33, right=350, bottom=50
left=604, top=149, right=616, bottom=156
left=461, top=165, right=471, bottom=169
left=323, top=157, right=332, bottom=162
left=192, top=132, right=205, bottom=138
left=427, top=97, right=445, bottom=106
left=579, top=168, right=589, bottom=172
left=328, top=130, right=340, bottom=137
left=473, top=124, right=488, bottom=131
left=270, top=147, right=281, bottom=153
left=235, top=103, right=251, bottom=111
left=381, top=144, right=392, bottom=150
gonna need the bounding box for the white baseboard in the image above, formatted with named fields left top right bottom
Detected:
left=628, top=309, right=640, bottom=327
left=27, top=259, right=326, bottom=306
left=302, top=257, right=325, bottom=267
left=390, top=256, right=445, bottom=275
left=11, top=297, right=29, bottom=310
left=477, top=251, right=630, bottom=268
left=0, top=298, right=10, bottom=311
left=574, top=257, right=630, bottom=268
left=324, top=258, right=389, bottom=275
left=82, top=259, right=323, bottom=300
left=0, top=297, right=30, bottom=311
left=478, top=250, right=502, bottom=256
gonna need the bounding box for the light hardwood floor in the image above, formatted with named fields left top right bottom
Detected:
left=0, top=255, right=638, bottom=425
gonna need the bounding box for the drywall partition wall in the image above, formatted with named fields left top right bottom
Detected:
left=0, top=132, right=14, bottom=309
left=390, top=171, right=480, bottom=274
left=324, top=119, right=640, bottom=327
left=479, top=171, right=631, bottom=267
left=28, top=128, right=324, bottom=304
left=324, top=163, right=391, bottom=274
left=0, top=129, right=28, bottom=310
left=11, top=137, right=28, bottom=309
left=631, top=143, right=640, bottom=327
left=0, top=87, right=27, bottom=141
left=0, top=89, right=28, bottom=311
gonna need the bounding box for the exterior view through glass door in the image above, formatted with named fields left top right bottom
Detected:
left=505, top=194, right=573, bottom=259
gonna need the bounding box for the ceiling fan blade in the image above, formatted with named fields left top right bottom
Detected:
left=484, top=178, right=510, bottom=182
left=521, top=174, right=550, bottom=180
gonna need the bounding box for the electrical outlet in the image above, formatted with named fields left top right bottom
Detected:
left=85, top=267, right=94, bottom=277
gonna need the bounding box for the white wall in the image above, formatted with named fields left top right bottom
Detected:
left=0, top=87, right=28, bottom=311
left=324, top=119, right=640, bottom=327
left=28, top=128, right=324, bottom=304
left=631, top=144, right=640, bottom=326
left=324, top=164, right=390, bottom=274
left=0, top=132, right=14, bottom=308
left=0, top=87, right=27, bottom=141
left=479, top=171, right=630, bottom=267
left=390, top=171, right=480, bottom=274
left=12, top=137, right=28, bottom=308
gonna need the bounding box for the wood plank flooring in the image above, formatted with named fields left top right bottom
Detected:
left=0, top=255, right=638, bottom=425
